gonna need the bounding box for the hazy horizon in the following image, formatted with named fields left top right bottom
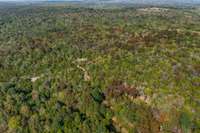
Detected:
left=0, top=0, right=200, bottom=3
left=0, top=0, right=200, bottom=7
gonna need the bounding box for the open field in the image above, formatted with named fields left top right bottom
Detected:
left=0, top=3, right=200, bottom=133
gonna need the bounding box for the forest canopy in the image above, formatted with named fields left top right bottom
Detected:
left=0, top=2, right=200, bottom=133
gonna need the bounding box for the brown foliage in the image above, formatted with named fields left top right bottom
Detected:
left=29, top=38, right=52, bottom=53
left=105, top=80, right=140, bottom=98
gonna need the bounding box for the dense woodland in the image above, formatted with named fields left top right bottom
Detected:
left=0, top=3, right=200, bottom=133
